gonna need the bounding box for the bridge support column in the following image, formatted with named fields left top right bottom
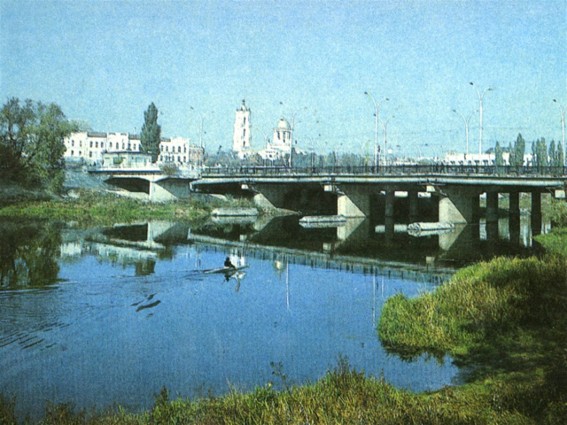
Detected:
left=252, top=185, right=288, bottom=210
left=335, top=185, right=371, bottom=217
left=384, top=190, right=395, bottom=218
left=149, top=181, right=178, bottom=202
left=486, top=191, right=499, bottom=223
left=508, top=191, right=521, bottom=244
left=509, top=191, right=520, bottom=217
left=438, top=187, right=480, bottom=224
left=408, top=190, right=419, bottom=222
left=531, top=191, right=542, bottom=235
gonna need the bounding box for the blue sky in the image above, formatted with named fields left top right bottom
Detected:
left=1, top=0, right=565, bottom=157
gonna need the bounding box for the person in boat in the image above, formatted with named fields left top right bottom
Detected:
left=224, top=256, right=236, bottom=269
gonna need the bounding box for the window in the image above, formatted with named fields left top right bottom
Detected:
left=95, top=142, right=98, bottom=148
left=90, top=141, right=93, bottom=148
left=178, top=146, right=181, bottom=153
left=71, top=140, right=74, bottom=147
left=109, top=142, right=113, bottom=148
left=71, top=150, right=74, bottom=156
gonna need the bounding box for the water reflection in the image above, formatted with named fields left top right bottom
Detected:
left=0, top=214, right=551, bottom=420
left=0, top=219, right=61, bottom=289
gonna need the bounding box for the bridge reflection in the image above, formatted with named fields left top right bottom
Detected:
left=59, top=213, right=546, bottom=284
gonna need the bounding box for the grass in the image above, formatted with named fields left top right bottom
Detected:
left=0, top=190, right=259, bottom=225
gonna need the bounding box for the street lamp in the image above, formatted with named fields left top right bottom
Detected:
left=553, top=99, right=566, bottom=165
left=382, top=116, right=394, bottom=165
left=469, top=82, right=492, bottom=156
left=452, top=109, right=473, bottom=158
left=364, top=91, right=389, bottom=167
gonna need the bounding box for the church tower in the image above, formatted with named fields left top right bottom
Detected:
left=232, top=99, right=251, bottom=158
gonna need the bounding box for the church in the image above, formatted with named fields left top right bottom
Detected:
left=232, top=100, right=295, bottom=161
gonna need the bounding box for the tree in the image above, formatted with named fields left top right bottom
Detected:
left=548, top=140, right=557, bottom=167
left=0, top=97, right=75, bottom=191
left=533, top=138, right=548, bottom=171
left=557, top=143, right=565, bottom=168
left=494, top=141, right=504, bottom=172
left=140, top=102, right=161, bottom=162
left=513, top=133, right=525, bottom=168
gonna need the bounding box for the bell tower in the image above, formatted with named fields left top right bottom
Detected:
left=232, top=99, right=251, bottom=158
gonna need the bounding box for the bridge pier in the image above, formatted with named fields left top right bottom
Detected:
left=149, top=179, right=192, bottom=202
left=531, top=191, right=542, bottom=235
left=486, top=191, right=499, bottom=223
left=438, top=187, right=480, bottom=224
left=334, top=185, right=371, bottom=217
left=408, top=190, right=419, bottom=222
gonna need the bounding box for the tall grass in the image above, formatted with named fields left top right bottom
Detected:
left=0, top=190, right=214, bottom=224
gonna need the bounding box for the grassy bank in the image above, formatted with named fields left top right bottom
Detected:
left=0, top=190, right=258, bottom=225
left=378, top=230, right=567, bottom=423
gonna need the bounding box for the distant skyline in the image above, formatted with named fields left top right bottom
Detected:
left=1, top=0, right=566, bottom=158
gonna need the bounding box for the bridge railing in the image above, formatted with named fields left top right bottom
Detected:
left=202, top=164, right=567, bottom=178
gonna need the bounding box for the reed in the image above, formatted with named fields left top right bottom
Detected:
left=0, top=190, right=217, bottom=224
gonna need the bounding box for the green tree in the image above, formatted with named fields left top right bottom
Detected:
left=533, top=138, right=548, bottom=171
left=557, top=142, right=565, bottom=168
left=494, top=141, right=504, bottom=172
left=508, top=142, right=516, bottom=168
left=140, top=102, right=161, bottom=162
left=0, top=97, right=74, bottom=191
left=548, top=140, right=557, bottom=167
left=513, top=133, right=525, bottom=168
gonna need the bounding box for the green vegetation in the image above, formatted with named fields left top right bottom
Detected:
left=140, top=102, right=161, bottom=163
left=0, top=98, right=77, bottom=193
left=378, top=226, right=567, bottom=424
left=0, top=190, right=211, bottom=225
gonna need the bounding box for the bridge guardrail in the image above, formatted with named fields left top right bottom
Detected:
left=202, top=164, right=567, bottom=178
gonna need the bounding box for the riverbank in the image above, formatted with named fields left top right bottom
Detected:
left=0, top=189, right=260, bottom=225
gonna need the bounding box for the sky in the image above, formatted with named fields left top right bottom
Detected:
left=1, top=0, right=566, bottom=158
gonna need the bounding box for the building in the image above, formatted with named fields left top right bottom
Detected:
left=64, top=132, right=204, bottom=169
left=64, top=132, right=140, bottom=165
left=158, top=137, right=204, bottom=167
left=258, top=118, right=294, bottom=161
left=232, top=100, right=252, bottom=159
left=443, top=152, right=533, bottom=166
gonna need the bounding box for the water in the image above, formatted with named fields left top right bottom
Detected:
left=0, top=215, right=545, bottom=419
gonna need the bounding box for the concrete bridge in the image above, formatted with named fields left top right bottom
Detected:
left=92, top=165, right=567, bottom=230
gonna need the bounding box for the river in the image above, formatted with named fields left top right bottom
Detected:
left=0, top=215, right=547, bottom=419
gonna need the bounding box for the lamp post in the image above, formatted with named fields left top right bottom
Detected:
left=382, top=116, right=393, bottom=165
left=364, top=91, right=389, bottom=167
left=279, top=103, right=307, bottom=168
left=452, top=109, right=473, bottom=158
left=553, top=99, right=566, bottom=165
left=469, top=82, right=492, bottom=156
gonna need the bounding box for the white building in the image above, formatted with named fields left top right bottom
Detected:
left=64, top=132, right=140, bottom=165
left=64, top=132, right=203, bottom=168
left=158, top=136, right=204, bottom=167
left=258, top=118, right=294, bottom=161
left=443, top=152, right=533, bottom=166
left=232, top=100, right=252, bottom=159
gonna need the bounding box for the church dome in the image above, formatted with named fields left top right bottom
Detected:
left=276, top=118, right=291, bottom=130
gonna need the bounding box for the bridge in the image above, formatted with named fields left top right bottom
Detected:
left=92, top=165, right=567, bottom=231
